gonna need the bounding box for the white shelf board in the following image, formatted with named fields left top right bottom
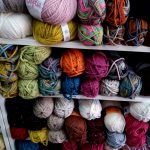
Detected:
left=1, top=37, right=150, bottom=53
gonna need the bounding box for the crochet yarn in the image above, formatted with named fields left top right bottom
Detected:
left=0, top=134, right=5, bottom=150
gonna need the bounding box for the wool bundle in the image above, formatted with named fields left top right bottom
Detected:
left=0, top=13, right=32, bottom=39
left=79, top=99, right=102, bottom=120
left=81, top=143, right=104, bottom=150
left=60, top=49, right=85, bottom=77
left=0, top=134, right=5, bottom=150
left=78, top=24, right=103, bottom=46
left=63, top=141, right=78, bottom=150
left=33, top=97, right=54, bottom=119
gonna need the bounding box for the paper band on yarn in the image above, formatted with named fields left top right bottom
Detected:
left=25, top=0, right=46, bottom=21
left=61, top=24, right=70, bottom=42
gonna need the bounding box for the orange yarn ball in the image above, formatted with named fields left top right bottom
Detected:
left=60, top=49, right=85, bottom=77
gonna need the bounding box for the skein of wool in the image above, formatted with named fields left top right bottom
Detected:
left=61, top=75, right=80, bottom=100
left=0, top=134, right=5, bottom=150
left=48, top=130, right=66, bottom=143
left=33, top=20, right=77, bottom=45
left=85, top=52, right=109, bottom=80
left=105, top=0, right=130, bottom=27
left=47, top=114, right=64, bottom=131
left=129, top=102, right=150, bottom=122
left=100, top=79, right=120, bottom=96
left=54, top=98, right=74, bottom=118
left=119, top=70, right=142, bottom=98
left=60, top=49, right=85, bottom=77
left=125, top=17, right=148, bottom=46
left=81, top=143, right=104, bottom=150
left=63, top=141, right=78, bottom=150
left=26, top=0, right=77, bottom=25
left=65, top=111, right=87, bottom=145
left=78, top=99, right=102, bottom=120
left=33, top=97, right=54, bottom=119
left=78, top=24, right=103, bottom=46
left=81, top=79, right=99, bottom=98
left=77, top=0, right=106, bottom=25
left=0, top=13, right=32, bottom=39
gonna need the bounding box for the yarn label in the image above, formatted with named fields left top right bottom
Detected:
left=61, top=24, right=70, bottom=42
left=26, top=0, right=46, bottom=20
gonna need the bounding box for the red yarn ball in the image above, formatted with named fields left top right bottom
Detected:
left=62, top=141, right=78, bottom=150
left=81, top=143, right=104, bottom=150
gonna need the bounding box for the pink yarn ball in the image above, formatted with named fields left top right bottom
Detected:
left=81, top=79, right=100, bottom=98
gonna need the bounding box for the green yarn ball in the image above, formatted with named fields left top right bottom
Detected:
left=18, top=79, right=39, bottom=99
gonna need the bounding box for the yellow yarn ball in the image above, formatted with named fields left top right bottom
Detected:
left=33, top=19, right=77, bottom=45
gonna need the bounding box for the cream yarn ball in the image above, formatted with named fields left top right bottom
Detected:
left=0, top=13, right=32, bottom=39
left=130, top=102, right=150, bottom=122
left=78, top=99, right=102, bottom=120
left=33, top=97, right=54, bottom=118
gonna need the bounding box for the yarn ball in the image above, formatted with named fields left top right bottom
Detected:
left=78, top=24, right=103, bottom=46
left=19, top=46, right=51, bottom=65
left=101, top=101, right=122, bottom=110
left=106, top=131, right=126, bottom=149
left=0, top=134, right=5, bottom=150
left=80, top=79, right=99, bottom=98
left=100, top=79, right=120, bottom=96
left=10, top=127, right=28, bottom=140
left=26, top=0, right=77, bottom=25
left=81, top=143, right=104, bottom=150
left=18, top=79, right=39, bottom=99
left=39, top=79, right=61, bottom=96
left=17, top=61, right=39, bottom=80
left=47, top=114, right=64, bottom=130
left=0, top=13, right=32, bottom=39
left=104, top=107, right=125, bottom=133
left=15, top=140, right=39, bottom=150
left=33, top=20, right=77, bottom=45
left=105, top=0, right=130, bottom=27
left=48, top=130, right=66, bottom=143
left=63, top=141, right=78, bottom=150
left=129, top=102, right=150, bottom=122
left=60, top=49, right=85, bottom=77
left=119, top=71, right=142, bottom=99
left=78, top=99, right=102, bottom=120
left=85, top=52, right=109, bottom=80
left=54, top=98, right=74, bottom=118
left=33, top=97, right=54, bottom=118
left=77, top=0, right=106, bottom=25
left=61, top=75, right=80, bottom=100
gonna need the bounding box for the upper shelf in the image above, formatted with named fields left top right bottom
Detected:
left=1, top=37, right=150, bottom=53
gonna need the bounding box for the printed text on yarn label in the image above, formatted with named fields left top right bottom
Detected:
left=61, top=24, right=70, bottom=42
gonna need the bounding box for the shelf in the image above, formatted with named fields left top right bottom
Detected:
left=1, top=37, right=150, bottom=53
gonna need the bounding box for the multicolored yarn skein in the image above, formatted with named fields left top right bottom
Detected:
left=77, top=0, right=106, bottom=25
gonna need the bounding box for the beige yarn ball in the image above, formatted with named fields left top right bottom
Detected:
left=0, top=134, right=5, bottom=150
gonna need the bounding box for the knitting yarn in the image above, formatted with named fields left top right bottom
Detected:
left=61, top=75, right=80, bottom=100
left=77, top=0, right=106, bottom=25
left=29, top=128, right=48, bottom=146
left=18, top=79, right=39, bottom=99
left=33, top=97, right=54, bottom=118
left=19, top=46, right=51, bottom=65
left=81, top=143, right=104, bottom=150
left=106, top=131, right=126, bottom=149
left=119, top=71, right=142, bottom=98
left=10, top=127, right=28, bottom=140
left=102, top=101, right=122, bottom=110
left=85, top=52, right=109, bottom=80
left=63, top=141, right=78, bottom=150
left=81, top=79, right=99, bottom=98
left=15, top=140, right=39, bottom=150
left=47, top=114, right=64, bottom=131
left=78, top=24, right=103, bottom=46
left=129, top=102, right=150, bottom=122
left=105, top=0, right=130, bottom=27
left=65, top=111, right=87, bottom=145
left=0, top=13, right=32, bottom=39
left=104, top=107, right=125, bottom=133
left=33, top=20, right=77, bottom=45
left=125, top=17, right=148, bottom=46
left=60, top=49, right=85, bottom=77
left=122, top=144, right=147, bottom=150
left=26, top=0, right=77, bottom=25
left=100, top=79, right=120, bottom=96
left=0, top=134, right=5, bottom=150
left=54, top=98, right=74, bottom=118
left=48, top=130, right=66, bottom=143
left=79, top=99, right=102, bottom=120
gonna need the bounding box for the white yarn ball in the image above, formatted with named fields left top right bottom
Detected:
left=54, top=98, right=74, bottom=118
left=78, top=99, right=102, bottom=120
left=102, top=101, right=122, bottom=110
left=48, top=130, right=66, bottom=143
left=0, top=13, right=32, bottom=39
left=130, top=102, right=150, bottom=122
left=33, top=97, right=54, bottom=118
